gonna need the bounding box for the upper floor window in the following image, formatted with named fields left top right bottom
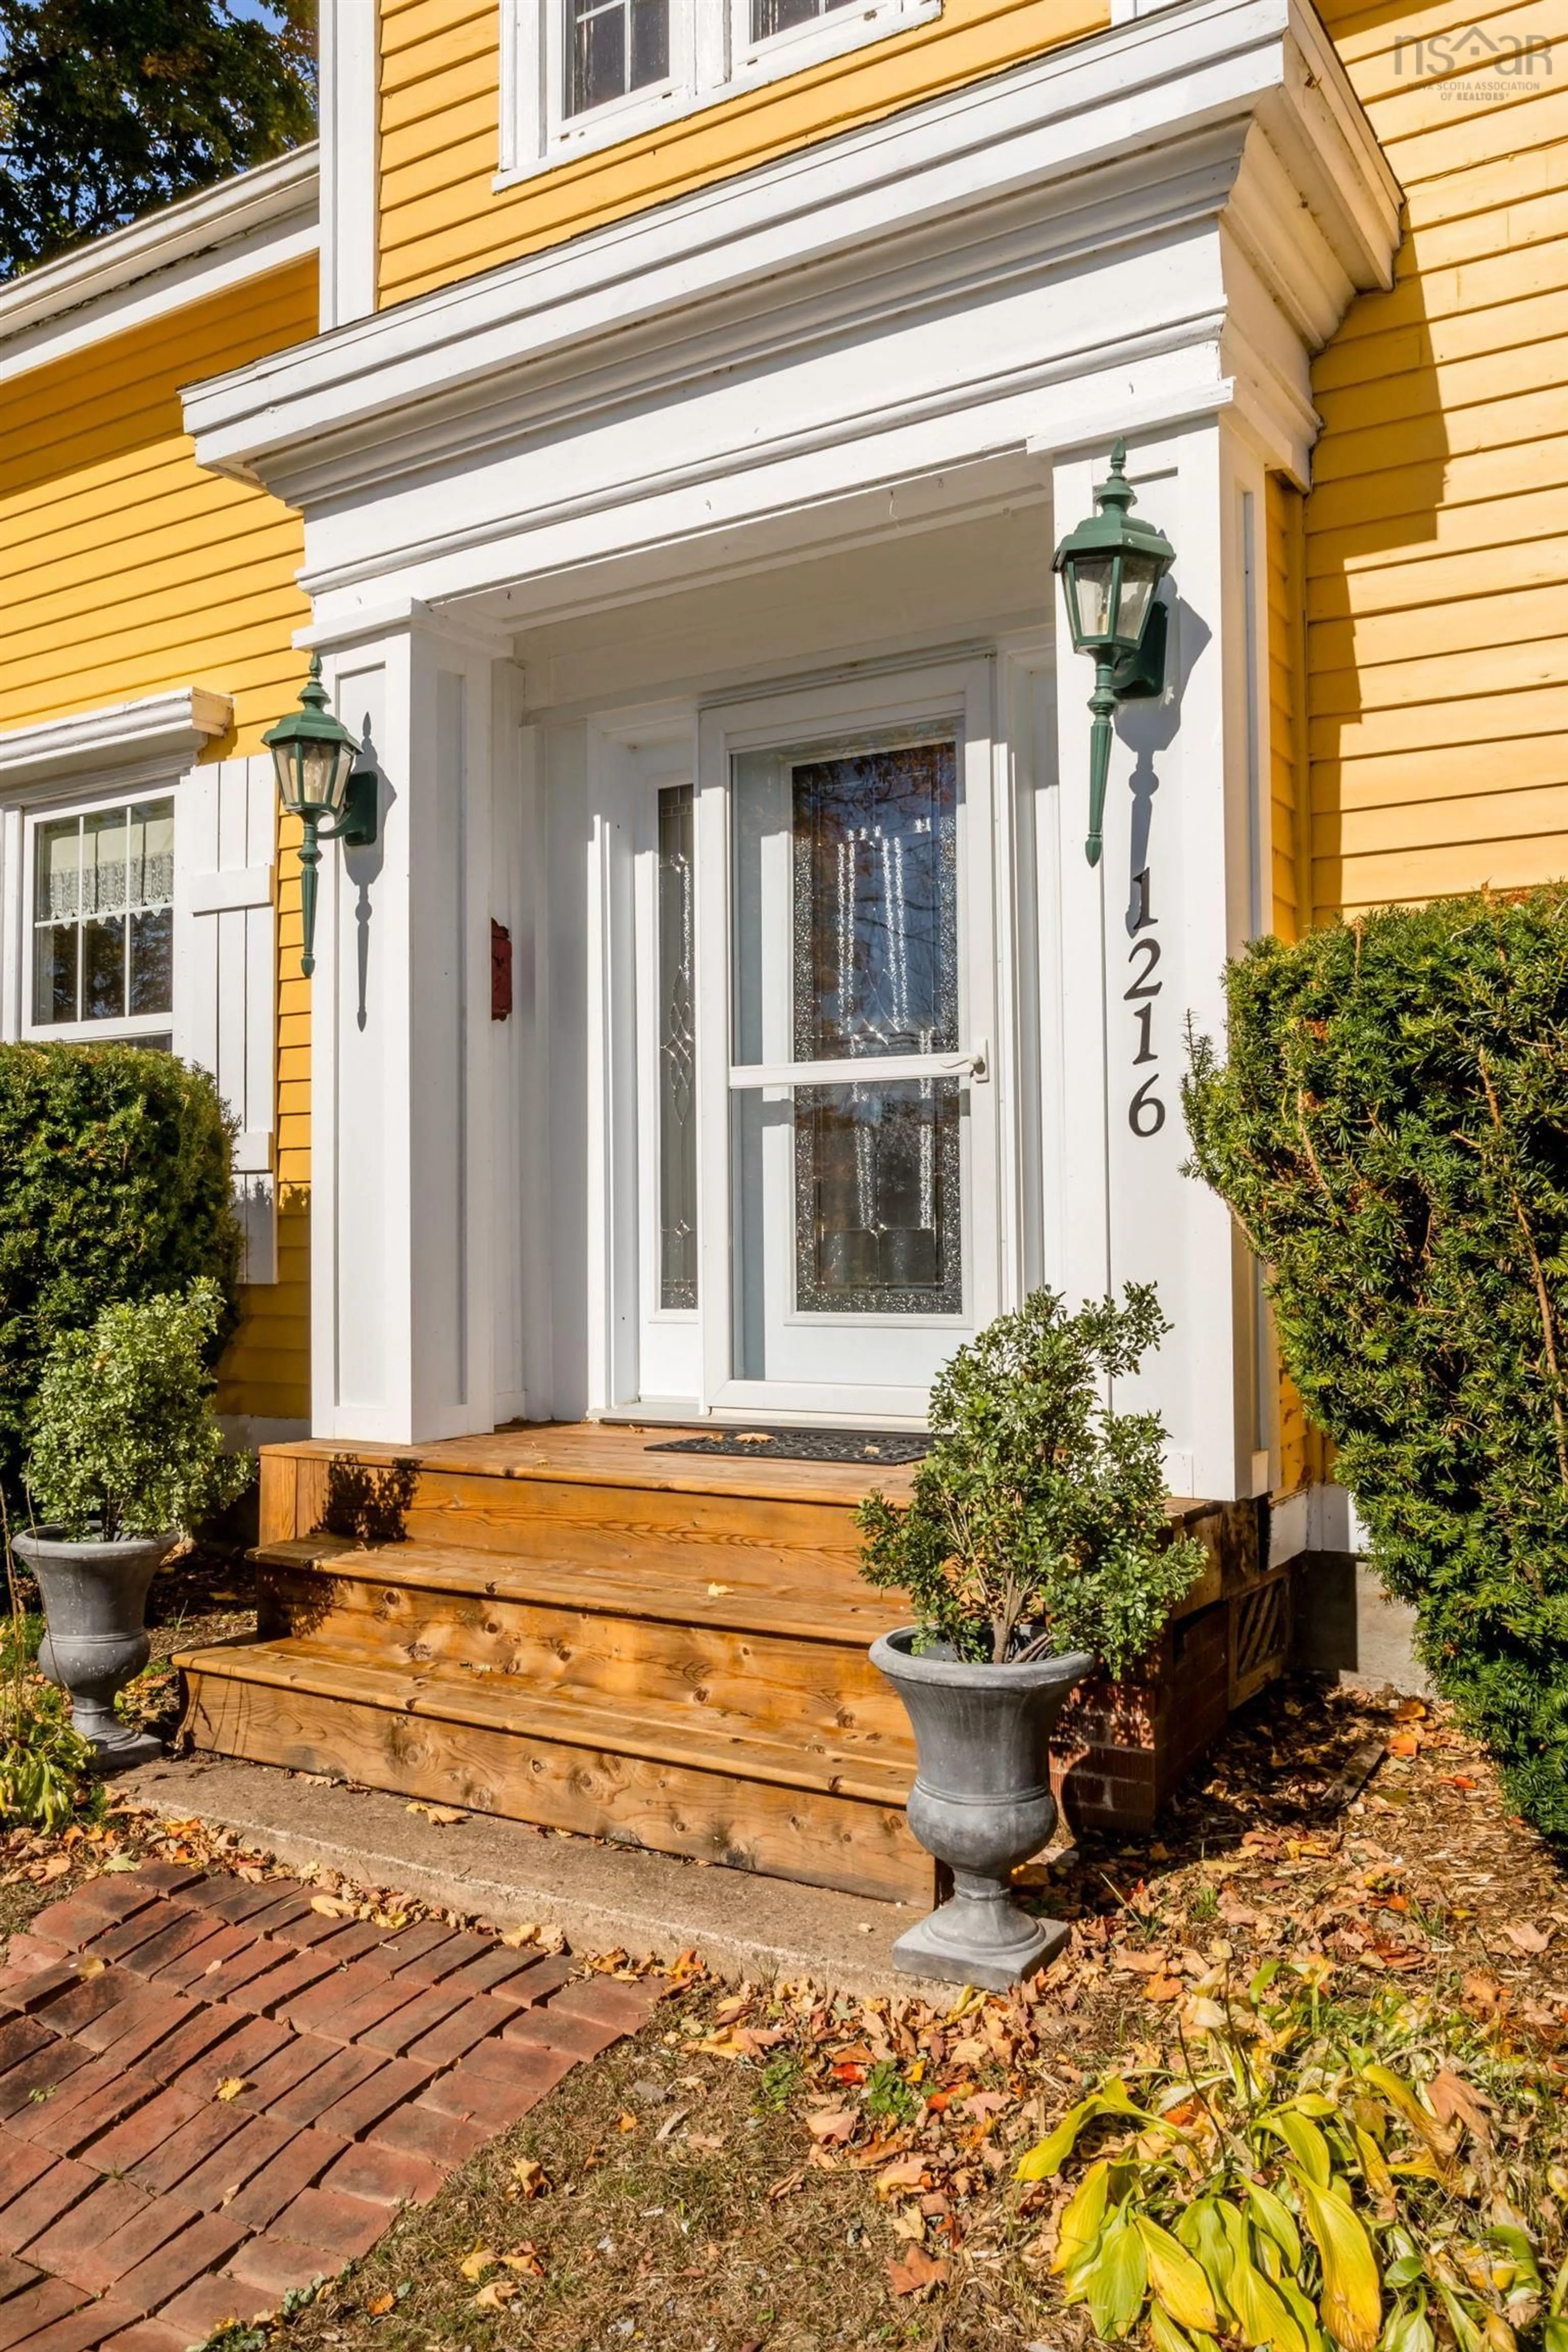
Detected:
left=501, top=0, right=940, bottom=186
left=569, top=0, right=670, bottom=114
left=29, top=796, right=174, bottom=1041
left=751, top=0, right=852, bottom=37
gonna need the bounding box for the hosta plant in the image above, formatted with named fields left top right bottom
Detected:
left=1016, top=1967, right=1568, bottom=2352
left=0, top=1531, right=88, bottom=1830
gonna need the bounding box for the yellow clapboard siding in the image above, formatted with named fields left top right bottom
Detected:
left=1379, top=75, right=1568, bottom=187
left=1339, top=0, right=1556, bottom=104
left=1310, top=684, right=1568, bottom=765
left=0, top=258, right=316, bottom=1429
left=382, top=50, right=495, bottom=140
left=1319, top=780, right=1568, bottom=859
left=1316, top=291, right=1568, bottom=402
left=375, top=0, right=1107, bottom=305
left=1265, top=474, right=1308, bottom=943
left=1326, top=829, right=1568, bottom=909
left=1307, top=0, right=1568, bottom=925
left=1310, top=579, right=1568, bottom=673
left=1309, top=530, right=1568, bottom=620
left=1318, top=735, right=1568, bottom=811
left=1312, top=636, right=1568, bottom=720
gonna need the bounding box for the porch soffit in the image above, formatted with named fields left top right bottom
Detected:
left=184, top=0, right=1399, bottom=609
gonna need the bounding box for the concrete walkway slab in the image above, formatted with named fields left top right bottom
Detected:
left=0, top=1862, right=662, bottom=2346
left=123, top=1755, right=927, bottom=1998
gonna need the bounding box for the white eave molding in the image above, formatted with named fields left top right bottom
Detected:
left=0, top=690, right=233, bottom=794
left=0, top=146, right=319, bottom=386
left=187, top=0, right=1398, bottom=504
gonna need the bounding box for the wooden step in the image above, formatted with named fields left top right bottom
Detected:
left=175, top=1634, right=930, bottom=1905
left=259, top=1427, right=915, bottom=1562
left=254, top=1539, right=911, bottom=1748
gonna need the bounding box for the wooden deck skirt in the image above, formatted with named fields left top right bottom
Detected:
left=175, top=1426, right=1285, bottom=1904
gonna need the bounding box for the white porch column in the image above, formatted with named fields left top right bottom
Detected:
left=1050, top=411, right=1270, bottom=1504
left=310, top=619, right=500, bottom=1443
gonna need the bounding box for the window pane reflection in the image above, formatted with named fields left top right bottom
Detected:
left=569, top=0, right=667, bottom=112
left=795, top=1076, right=961, bottom=1313
left=31, top=798, right=174, bottom=1027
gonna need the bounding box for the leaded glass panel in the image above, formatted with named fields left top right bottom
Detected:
left=657, top=783, right=697, bottom=1310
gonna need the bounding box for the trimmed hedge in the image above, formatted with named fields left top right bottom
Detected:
left=1183, top=888, right=1568, bottom=1839
left=0, top=1045, right=242, bottom=1492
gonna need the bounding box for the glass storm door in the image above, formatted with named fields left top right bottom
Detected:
left=719, top=688, right=996, bottom=1414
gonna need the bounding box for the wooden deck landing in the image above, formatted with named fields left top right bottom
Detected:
left=178, top=1423, right=933, bottom=1906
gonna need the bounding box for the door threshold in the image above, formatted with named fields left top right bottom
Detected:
left=594, top=1404, right=930, bottom=1433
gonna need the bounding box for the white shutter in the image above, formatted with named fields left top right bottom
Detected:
left=173, top=755, right=278, bottom=1283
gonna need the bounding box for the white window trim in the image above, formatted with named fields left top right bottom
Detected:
left=0, top=691, right=229, bottom=1047
left=497, top=0, right=941, bottom=187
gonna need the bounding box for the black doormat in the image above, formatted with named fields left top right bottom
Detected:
left=647, top=1426, right=931, bottom=1466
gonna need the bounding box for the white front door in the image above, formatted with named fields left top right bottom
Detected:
left=695, top=663, right=1002, bottom=1421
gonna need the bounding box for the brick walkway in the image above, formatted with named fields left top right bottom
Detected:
left=0, top=1863, right=663, bottom=2352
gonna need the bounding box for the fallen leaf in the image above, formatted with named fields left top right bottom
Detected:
left=501, top=2245, right=543, bottom=2278
left=216, top=2078, right=249, bottom=2103
left=875, top=2156, right=928, bottom=2201
left=459, top=2245, right=497, bottom=2282
left=886, top=2245, right=950, bottom=2298
left=806, top=2107, right=858, bottom=2147
left=406, top=1802, right=467, bottom=1826
left=766, top=2171, right=805, bottom=2202
left=1144, top=1976, right=1184, bottom=2002
left=1504, top=1922, right=1551, bottom=1953
left=310, top=1894, right=356, bottom=1919
left=1388, top=1731, right=1421, bottom=1758
left=1428, top=2070, right=1492, bottom=2145
left=500, top=1923, right=540, bottom=1949
left=74, top=1956, right=106, bottom=1979
left=687, top=2132, right=726, bottom=2152
left=472, top=2279, right=518, bottom=2310
left=617, top=2111, right=639, bottom=2133
left=890, top=2205, right=927, bottom=2243
left=511, top=2158, right=549, bottom=2197
left=38, top=1857, right=71, bottom=1882
left=365, top=2294, right=396, bottom=2317
left=654, top=2109, right=690, bottom=2144
left=706, top=1583, right=731, bottom=1597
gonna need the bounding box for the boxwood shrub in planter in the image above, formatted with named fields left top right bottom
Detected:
left=1183, top=885, right=1568, bottom=1840
left=858, top=1285, right=1206, bottom=1989
left=0, top=1043, right=242, bottom=1494
left=15, top=1281, right=252, bottom=1767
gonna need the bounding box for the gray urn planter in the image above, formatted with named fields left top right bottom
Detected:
left=12, top=1528, right=176, bottom=1770
left=871, top=1629, right=1094, bottom=1991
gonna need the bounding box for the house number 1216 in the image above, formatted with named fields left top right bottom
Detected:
left=1125, top=867, right=1165, bottom=1137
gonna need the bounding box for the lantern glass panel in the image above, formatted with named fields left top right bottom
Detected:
left=301, top=738, right=355, bottom=813
left=1069, top=552, right=1118, bottom=647
left=1114, top=552, right=1162, bottom=648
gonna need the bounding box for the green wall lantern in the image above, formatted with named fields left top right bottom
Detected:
left=264, top=653, right=379, bottom=977
left=1053, top=440, right=1175, bottom=866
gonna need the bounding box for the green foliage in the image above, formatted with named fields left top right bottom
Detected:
left=1016, top=1969, right=1568, bottom=2352
left=0, top=1043, right=243, bottom=1494
left=862, top=2060, right=920, bottom=2129
left=1182, top=889, right=1568, bottom=1838
left=756, top=2055, right=804, bottom=2114
left=856, top=1287, right=1206, bottom=1670
left=27, top=1280, right=252, bottom=1539
left=0, top=0, right=315, bottom=278
left=0, top=1553, right=89, bottom=1830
